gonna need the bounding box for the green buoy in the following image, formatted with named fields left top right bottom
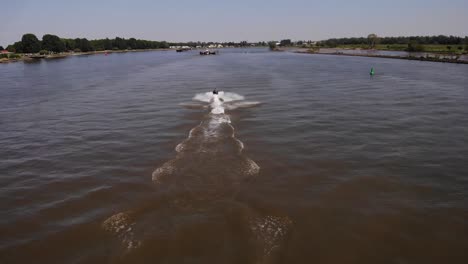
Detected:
left=370, top=67, right=375, bottom=76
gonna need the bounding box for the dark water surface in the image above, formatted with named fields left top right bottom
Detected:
left=1, top=49, right=467, bottom=263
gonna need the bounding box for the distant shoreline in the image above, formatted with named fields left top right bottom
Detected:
left=0, top=48, right=172, bottom=64
left=3, top=47, right=468, bottom=65
left=294, top=49, right=468, bottom=65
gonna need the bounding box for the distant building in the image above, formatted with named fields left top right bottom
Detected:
left=1, top=50, right=11, bottom=54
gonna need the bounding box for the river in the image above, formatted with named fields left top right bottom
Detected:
left=1, top=48, right=467, bottom=263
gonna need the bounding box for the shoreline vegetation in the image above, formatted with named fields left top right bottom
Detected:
left=1, top=33, right=176, bottom=63
left=294, top=49, right=468, bottom=64
left=0, top=48, right=172, bottom=64
left=272, top=34, right=468, bottom=64
left=0, top=33, right=268, bottom=64
left=2, top=33, right=468, bottom=64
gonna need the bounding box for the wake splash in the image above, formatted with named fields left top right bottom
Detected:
left=103, top=92, right=293, bottom=263
left=193, top=91, right=245, bottom=104
left=153, top=91, right=260, bottom=187
left=180, top=91, right=261, bottom=114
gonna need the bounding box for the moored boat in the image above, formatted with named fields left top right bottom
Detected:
left=200, top=50, right=218, bottom=55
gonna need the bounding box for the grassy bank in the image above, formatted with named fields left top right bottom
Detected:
left=296, top=49, right=468, bottom=64
left=0, top=53, right=23, bottom=63
left=331, top=44, right=467, bottom=54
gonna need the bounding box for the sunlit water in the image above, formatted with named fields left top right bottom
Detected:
left=1, top=48, right=467, bottom=263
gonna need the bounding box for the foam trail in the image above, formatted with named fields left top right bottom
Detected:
left=209, top=94, right=225, bottom=114
left=153, top=91, right=260, bottom=186
left=103, top=92, right=293, bottom=263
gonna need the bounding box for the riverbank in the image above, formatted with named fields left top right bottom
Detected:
left=296, top=49, right=468, bottom=64
left=0, top=48, right=172, bottom=64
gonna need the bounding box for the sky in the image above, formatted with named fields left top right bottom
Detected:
left=1, top=0, right=467, bottom=47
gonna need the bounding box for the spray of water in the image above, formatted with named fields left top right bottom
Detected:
left=153, top=91, right=261, bottom=186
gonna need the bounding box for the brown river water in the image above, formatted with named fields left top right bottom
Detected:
left=1, top=48, right=467, bottom=263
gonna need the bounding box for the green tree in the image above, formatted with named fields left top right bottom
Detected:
left=61, top=39, right=76, bottom=51
left=161, top=41, right=169, bottom=49
left=42, top=34, right=65, bottom=53
left=89, top=39, right=105, bottom=51
left=0, top=46, right=3, bottom=50
left=74, top=38, right=93, bottom=52
left=368, top=33, right=379, bottom=49
left=325, top=39, right=338, bottom=47
left=74, top=38, right=82, bottom=51
left=268, top=41, right=277, bottom=50
left=6, top=44, right=16, bottom=53
left=128, top=38, right=137, bottom=49
left=280, top=39, right=291, bottom=46
left=10, top=41, right=24, bottom=53
left=103, top=38, right=112, bottom=50
left=21, top=33, right=41, bottom=53
left=113, top=37, right=127, bottom=50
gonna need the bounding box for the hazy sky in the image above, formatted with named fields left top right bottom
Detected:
left=1, top=0, right=467, bottom=47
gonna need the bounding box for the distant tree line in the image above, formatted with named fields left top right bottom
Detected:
left=6, top=33, right=171, bottom=53
left=318, top=35, right=468, bottom=47
left=5, top=33, right=271, bottom=54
